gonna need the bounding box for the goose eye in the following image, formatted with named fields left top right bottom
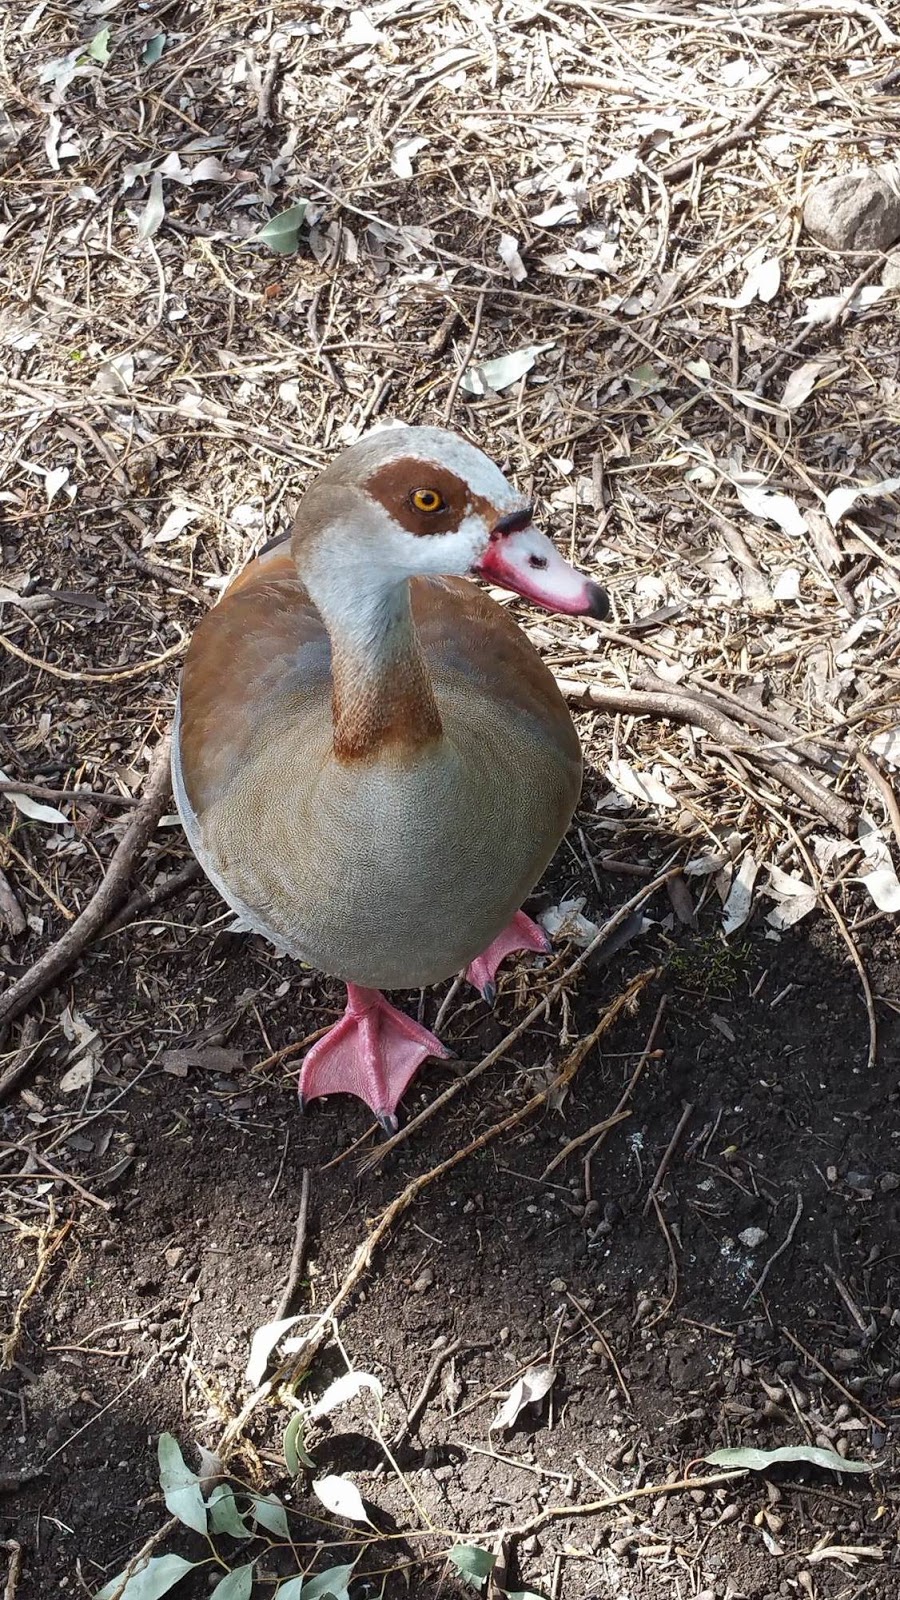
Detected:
left=411, top=488, right=445, bottom=513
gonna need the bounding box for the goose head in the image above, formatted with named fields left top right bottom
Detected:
left=291, top=426, right=610, bottom=627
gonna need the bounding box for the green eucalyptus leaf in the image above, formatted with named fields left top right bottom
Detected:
left=447, top=1545, right=496, bottom=1592
left=250, top=1491, right=290, bottom=1537
left=705, top=1444, right=879, bottom=1475
left=284, top=1412, right=315, bottom=1475
left=95, top=1553, right=198, bottom=1600
left=253, top=203, right=308, bottom=256
left=211, top=1566, right=255, bottom=1599
left=88, top=27, right=111, bottom=63
left=157, top=1434, right=207, bottom=1535
left=301, top=1564, right=355, bottom=1599
left=142, top=33, right=166, bottom=65
left=207, top=1483, right=253, bottom=1540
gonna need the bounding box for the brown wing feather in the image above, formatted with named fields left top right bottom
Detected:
left=177, top=549, right=329, bottom=817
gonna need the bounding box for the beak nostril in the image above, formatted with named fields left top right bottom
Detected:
left=527, top=554, right=548, bottom=570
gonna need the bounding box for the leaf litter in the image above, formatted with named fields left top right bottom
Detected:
left=1, top=0, right=899, bottom=1593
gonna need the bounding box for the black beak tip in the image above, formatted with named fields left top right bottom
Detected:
left=586, top=581, right=610, bottom=621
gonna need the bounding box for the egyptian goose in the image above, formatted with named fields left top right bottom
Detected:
left=173, top=427, right=608, bottom=1130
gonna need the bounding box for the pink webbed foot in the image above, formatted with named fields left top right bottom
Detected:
left=299, top=984, right=450, bottom=1133
left=466, top=910, right=551, bottom=1004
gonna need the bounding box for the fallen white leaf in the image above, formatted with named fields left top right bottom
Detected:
left=155, top=506, right=197, bottom=543
left=491, top=1365, right=556, bottom=1430
left=45, top=466, right=69, bottom=506
left=313, top=1474, right=373, bottom=1525
left=343, top=9, right=381, bottom=45
left=801, top=286, right=886, bottom=325
left=772, top=566, right=801, bottom=601
left=567, top=244, right=617, bottom=273
left=824, top=476, right=900, bottom=527
left=598, top=151, right=639, bottom=182
left=736, top=483, right=808, bottom=538
left=460, top=342, right=555, bottom=396
left=390, top=135, right=428, bottom=180
left=766, top=895, right=817, bottom=931
left=722, top=851, right=759, bottom=936
left=683, top=833, right=743, bottom=877
left=728, top=255, right=781, bottom=308
left=58, top=1058, right=95, bottom=1095
left=606, top=758, right=677, bottom=811
left=310, top=1371, right=384, bottom=1419
left=781, top=359, right=830, bottom=411
left=245, top=1315, right=302, bottom=1387
left=531, top=200, right=579, bottom=227
left=539, top=897, right=600, bottom=948
left=856, top=813, right=900, bottom=912
left=497, top=232, right=527, bottom=283
left=138, top=171, right=166, bottom=239
left=0, top=769, right=69, bottom=825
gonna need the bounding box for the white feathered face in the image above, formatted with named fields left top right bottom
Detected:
left=360, top=447, right=609, bottom=620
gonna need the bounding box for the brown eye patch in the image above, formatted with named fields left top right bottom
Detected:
left=365, top=457, right=495, bottom=536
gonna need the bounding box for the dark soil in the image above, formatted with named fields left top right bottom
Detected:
left=2, top=840, right=899, bottom=1600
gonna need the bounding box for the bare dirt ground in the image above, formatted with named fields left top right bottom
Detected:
left=1, top=1, right=900, bottom=1597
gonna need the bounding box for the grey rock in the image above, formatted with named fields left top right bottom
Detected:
left=803, top=172, right=900, bottom=253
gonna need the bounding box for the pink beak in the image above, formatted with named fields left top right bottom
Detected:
left=474, top=507, right=609, bottom=619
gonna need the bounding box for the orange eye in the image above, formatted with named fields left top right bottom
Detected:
left=411, top=488, right=444, bottom=513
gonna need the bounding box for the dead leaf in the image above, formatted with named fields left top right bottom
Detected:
left=780, top=359, right=829, bottom=410
left=497, top=232, right=527, bottom=283
left=605, top=758, right=677, bottom=811
left=824, top=476, right=900, bottom=527
left=391, top=136, right=428, bottom=180
left=491, top=1365, right=556, bottom=1430
left=736, top=483, right=808, bottom=538
left=722, top=852, right=759, bottom=935
left=160, top=1047, right=243, bottom=1076
left=460, top=343, right=555, bottom=397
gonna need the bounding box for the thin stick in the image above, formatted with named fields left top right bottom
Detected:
left=274, top=1168, right=312, bottom=1320
left=542, top=993, right=667, bottom=1179
left=2, top=1541, right=23, bottom=1600
left=392, top=1338, right=464, bottom=1447
left=556, top=677, right=855, bottom=835
left=475, top=1467, right=752, bottom=1543
left=103, top=859, right=203, bottom=937
left=0, top=1018, right=43, bottom=1102
left=542, top=1110, right=633, bottom=1180
left=443, top=292, right=486, bottom=424
left=0, top=780, right=140, bottom=808
left=0, top=630, right=185, bottom=685
left=855, top=750, right=900, bottom=861
left=642, top=1102, right=694, bottom=1217
left=4, top=1147, right=114, bottom=1212
left=781, top=1327, right=885, bottom=1430
left=662, top=81, right=782, bottom=182
left=216, top=968, right=654, bottom=1457
left=94, top=1518, right=179, bottom=1600
left=360, top=868, right=677, bottom=1173
left=743, top=1193, right=804, bottom=1308
left=0, top=738, right=173, bottom=1043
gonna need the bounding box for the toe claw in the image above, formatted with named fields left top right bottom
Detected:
left=481, top=980, right=497, bottom=1006
left=377, top=1109, right=400, bottom=1136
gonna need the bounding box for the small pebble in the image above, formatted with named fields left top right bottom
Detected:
left=412, top=1268, right=434, bottom=1294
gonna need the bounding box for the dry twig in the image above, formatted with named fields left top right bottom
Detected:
left=0, top=738, right=172, bottom=1044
